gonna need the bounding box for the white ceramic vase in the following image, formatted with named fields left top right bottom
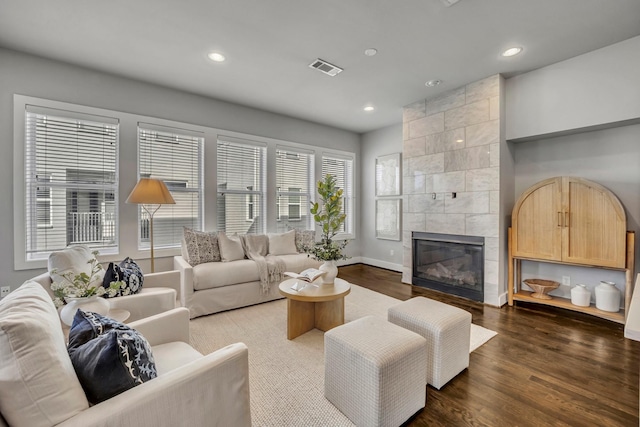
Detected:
left=594, top=281, right=621, bottom=313
left=60, top=295, right=110, bottom=326
left=570, top=284, right=591, bottom=307
left=319, top=260, right=338, bottom=285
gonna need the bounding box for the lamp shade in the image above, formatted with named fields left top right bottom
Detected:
left=126, top=178, right=176, bottom=205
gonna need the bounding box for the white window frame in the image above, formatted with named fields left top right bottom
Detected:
left=321, top=152, right=355, bottom=240
left=14, top=95, right=120, bottom=269
left=136, top=123, right=204, bottom=250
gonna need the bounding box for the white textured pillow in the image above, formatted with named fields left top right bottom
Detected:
left=48, top=245, right=105, bottom=287
left=218, top=232, right=246, bottom=262
left=268, top=230, right=298, bottom=255
left=0, top=281, right=89, bottom=427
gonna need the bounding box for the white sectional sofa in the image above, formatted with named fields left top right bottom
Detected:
left=175, top=229, right=320, bottom=318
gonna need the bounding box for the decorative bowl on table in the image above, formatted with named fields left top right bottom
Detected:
left=523, top=279, right=560, bottom=300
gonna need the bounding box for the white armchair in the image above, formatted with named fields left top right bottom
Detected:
left=31, top=269, right=180, bottom=323
left=0, top=281, right=252, bottom=427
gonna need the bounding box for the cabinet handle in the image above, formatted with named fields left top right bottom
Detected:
left=565, top=212, right=569, bottom=228
left=558, top=212, right=563, bottom=227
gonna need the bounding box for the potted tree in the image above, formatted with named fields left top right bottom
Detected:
left=306, top=174, right=349, bottom=284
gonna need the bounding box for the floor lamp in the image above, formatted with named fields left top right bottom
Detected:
left=126, top=178, right=176, bottom=273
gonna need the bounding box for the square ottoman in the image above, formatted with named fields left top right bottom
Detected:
left=324, top=315, right=427, bottom=427
left=388, top=297, right=471, bottom=389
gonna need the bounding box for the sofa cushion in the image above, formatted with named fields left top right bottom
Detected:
left=48, top=245, right=105, bottom=288
left=68, top=310, right=158, bottom=404
left=183, top=227, right=221, bottom=265
left=192, top=254, right=319, bottom=290
left=151, top=341, right=203, bottom=375
left=268, top=230, right=297, bottom=255
left=295, top=229, right=316, bottom=253
left=218, top=232, right=246, bottom=262
left=0, top=281, right=89, bottom=427
left=102, top=257, right=144, bottom=297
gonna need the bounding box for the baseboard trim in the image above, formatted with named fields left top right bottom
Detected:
left=359, top=257, right=403, bottom=273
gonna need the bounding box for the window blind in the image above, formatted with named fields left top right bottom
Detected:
left=25, top=107, right=119, bottom=258
left=322, top=154, right=354, bottom=236
left=138, top=125, right=203, bottom=249
left=275, top=148, right=314, bottom=232
left=217, top=139, right=266, bottom=234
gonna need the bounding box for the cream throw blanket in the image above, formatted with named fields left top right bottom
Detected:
left=241, top=234, right=286, bottom=293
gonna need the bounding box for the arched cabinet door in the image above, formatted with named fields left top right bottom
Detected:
left=512, top=176, right=626, bottom=268
left=511, top=177, right=563, bottom=262
left=562, top=177, right=626, bottom=268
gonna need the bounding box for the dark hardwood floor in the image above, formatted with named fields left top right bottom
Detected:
left=338, top=264, right=640, bottom=427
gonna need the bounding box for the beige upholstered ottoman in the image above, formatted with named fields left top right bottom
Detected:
left=388, top=297, right=471, bottom=389
left=324, top=315, right=427, bottom=427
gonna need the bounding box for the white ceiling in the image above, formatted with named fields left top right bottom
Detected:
left=1, top=0, right=639, bottom=134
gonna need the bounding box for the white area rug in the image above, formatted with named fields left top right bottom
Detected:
left=190, top=284, right=497, bottom=427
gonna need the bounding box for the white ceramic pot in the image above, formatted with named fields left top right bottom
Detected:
left=60, top=295, right=110, bottom=326
left=319, top=260, right=338, bottom=285
left=594, top=281, right=621, bottom=313
left=570, top=284, right=591, bottom=307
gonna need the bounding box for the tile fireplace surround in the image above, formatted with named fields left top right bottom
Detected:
left=401, top=74, right=513, bottom=306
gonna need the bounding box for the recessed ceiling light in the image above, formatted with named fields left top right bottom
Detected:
left=363, top=106, right=375, bottom=112
left=364, top=48, right=378, bottom=57
left=455, top=139, right=464, bottom=143
left=502, top=47, right=522, bottom=57
left=425, top=79, right=442, bottom=87
left=207, top=52, right=226, bottom=62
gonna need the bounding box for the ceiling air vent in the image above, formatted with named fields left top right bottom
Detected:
left=309, top=58, right=343, bottom=77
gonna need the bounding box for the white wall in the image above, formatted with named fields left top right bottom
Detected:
left=0, top=48, right=360, bottom=289
left=360, top=123, right=404, bottom=271
left=506, top=35, right=640, bottom=141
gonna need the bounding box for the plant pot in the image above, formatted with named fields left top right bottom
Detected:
left=319, top=260, right=338, bottom=285
left=60, top=295, right=110, bottom=326
left=595, top=281, right=620, bottom=312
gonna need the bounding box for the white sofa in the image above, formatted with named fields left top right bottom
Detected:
left=31, top=270, right=180, bottom=323
left=175, top=253, right=319, bottom=318
left=0, top=281, right=251, bottom=427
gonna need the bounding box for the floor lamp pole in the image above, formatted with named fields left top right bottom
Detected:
left=143, top=204, right=161, bottom=273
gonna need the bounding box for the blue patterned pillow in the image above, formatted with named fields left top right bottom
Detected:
left=102, top=257, right=144, bottom=297
left=68, top=310, right=157, bottom=404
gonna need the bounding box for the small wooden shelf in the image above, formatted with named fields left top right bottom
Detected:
left=512, top=290, right=625, bottom=324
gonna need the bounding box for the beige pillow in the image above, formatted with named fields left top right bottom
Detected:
left=48, top=245, right=105, bottom=287
left=182, top=227, right=221, bottom=266
left=0, top=281, right=89, bottom=426
left=295, top=229, right=316, bottom=253
left=268, top=230, right=298, bottom=255
left=218, top=232, right=246, bottom=262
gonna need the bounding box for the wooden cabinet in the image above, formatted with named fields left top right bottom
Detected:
left=511, top=176, right=626, bottom=268
left=509, top=176, right=635, bottom=324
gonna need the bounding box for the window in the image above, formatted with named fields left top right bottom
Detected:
left=217, top=138, right=266, bottom=234
left=275, top=148, right=314, bottom=232
left=322, top=154, right=354, bottom=237
left=24, top=106, right=119, bottom=259
left=138, top=124, right=203, bottom=249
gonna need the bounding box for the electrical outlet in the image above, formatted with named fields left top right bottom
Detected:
left=562, top=276, right=571, bottom=286
left=390, top=249, right=394, bottom=256
left=0, top=286, right=10, bottom=298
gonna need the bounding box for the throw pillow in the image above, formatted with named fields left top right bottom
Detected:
left=102, top=257, right=144, bottom=297
left=68, top=310, right=157, bottom=404
left=48, top=245, right=105, bottom=288
left=268, top=230, right=297, bottom=255
left=0, top=281, right=89, bottom=427
left=182, top=227, right=221, bottom=266
left=218, top=232, right=246, bottom=262
left=295, top=229, right=316, bottom=253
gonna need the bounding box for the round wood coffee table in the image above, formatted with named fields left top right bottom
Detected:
left=279, top=278, right=351, bottom=340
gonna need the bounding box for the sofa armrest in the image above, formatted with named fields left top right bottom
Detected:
left=57, top=343, right=251, bottom=427
left=129, top=307, right=190, bottom=345
left=173, top=255, right=194, bottom=309
left=108, top=288, right=177, bottom=323
left=144, top=270, right=181, bottom=302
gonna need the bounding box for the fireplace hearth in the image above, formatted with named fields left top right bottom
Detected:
left=412, top=232, right=484, bottom=302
